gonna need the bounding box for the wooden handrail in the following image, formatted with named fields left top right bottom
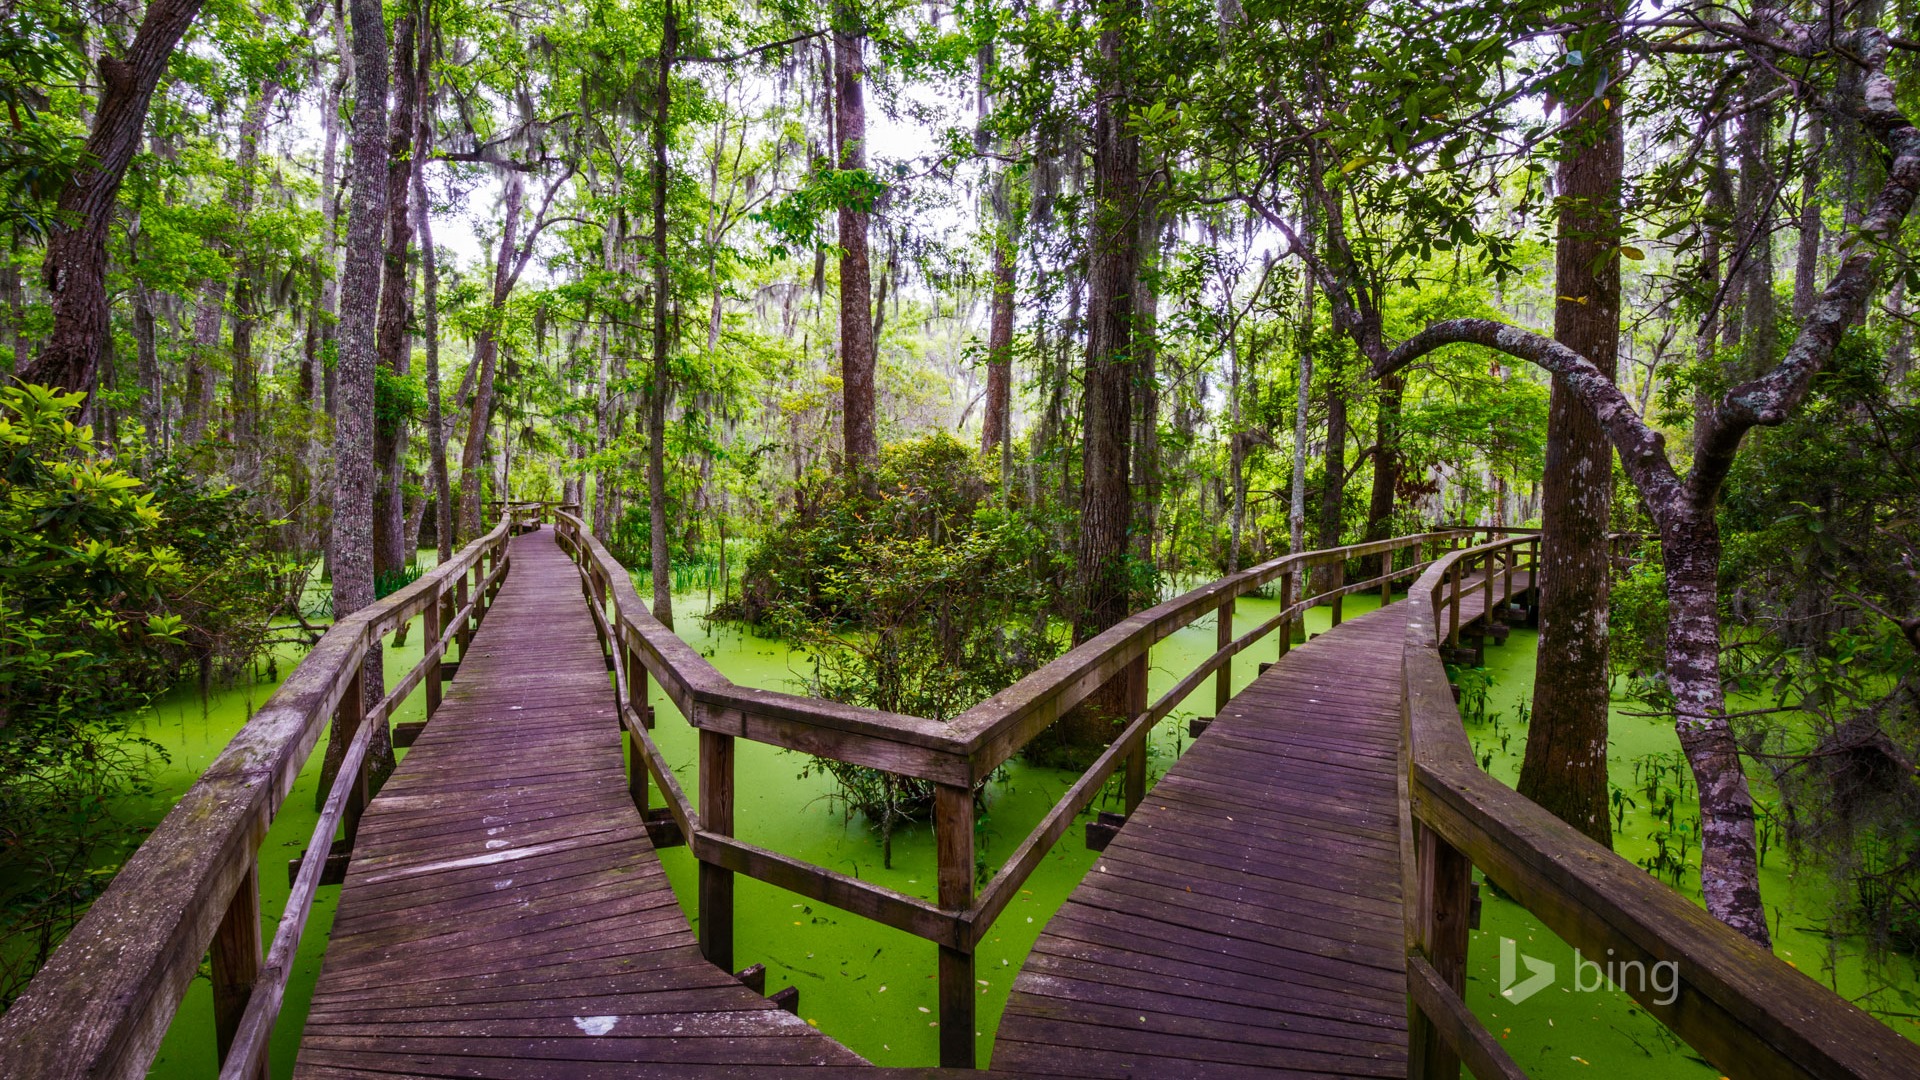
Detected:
left=1401, top=538, right=1920, bottom=1080
left=0, top=516, right=520, bottom=1080
left=552, top=507, right=1492, bottom=1067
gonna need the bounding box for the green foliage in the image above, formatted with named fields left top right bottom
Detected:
left=732, top=435, right=1067, bottom=859
left=0, top=385, right=297, bottom=1003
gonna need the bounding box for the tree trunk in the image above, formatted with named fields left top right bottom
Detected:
left=374, top=8, right=422, bottom=578
left=20, top=0, right=207, bottom=394
left=1518, top=20, right=1623, bottom=849
left=459, top=173, right=523, bottom=540
left=1071, top=0, right=1141, bottom=646
left=320, top=0, right=396, bottom=808
left=1289, top=225, right=1314, bottom=606
left=1226, top=309, right=1246, bottom=575
left=980, top=220, right=1016, bottom=458
left=133, top=282, right=162, bottom=445
left=413, top=76, right=452, bottom=564
left=1131, top=206, right=1161, bottom=566
left=1363, top=375, right=1402, bottom=578
left=305, top=16, right=350, bottom=410
left=1663, top=512, right=1769, bottom=944
left=833, top=5, right=878, bottom=475
left=1314, top=369, right=1347, bottom=590
left=1792, top=112, right=1825, bottom=321
left=1730, top=6, right=1778, bottom=378
left=647, top=4, right=678, bottom=629
left=183, top=280, right=224, bottom=444
left=227, top=85, right=280, bottom=475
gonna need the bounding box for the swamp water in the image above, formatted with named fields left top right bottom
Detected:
left=114, top=583, right=1916, bottom=1075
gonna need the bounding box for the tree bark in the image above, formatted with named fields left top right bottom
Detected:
left=1792, top=112, right=1825, bottom=321
left=980, top=220, right=1016, bottom=458
left=459, top=173, right=523, bottom=540
left=1518, top=22, right=1623, bottom=850
left=1730, top=4, right=1779, bottom=377
left=1131, top=205, right=1161, bottom=565
left=1363, top=375, right=1402, bottom=578
left=305, top=9, right=351, bottom=410
left=227, top=83, right=282, bottom=474
left=647, top=3, right=678, bottom=629
left=1314, top=366, right=1347, bottom=590
left=21, top=0, right=207, bottom=395
left=320, top=0, right=397, bottom=808
left=374, top=8, right=423, bottom=579
left=413, top=58, right=452, bottom=564
left=833, top=5, right=878, bottom=475
left=1073, top=0, right=1142, bottom=646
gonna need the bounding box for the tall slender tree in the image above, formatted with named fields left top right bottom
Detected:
left=1517, top=5, right=1624, bottom=849
left=22, top=0, right=208, bottom=398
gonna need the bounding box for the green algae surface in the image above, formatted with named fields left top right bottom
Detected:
left=104, top=580, right=1918, bottom=1076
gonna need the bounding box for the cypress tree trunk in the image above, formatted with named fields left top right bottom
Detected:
left=1314, top=370, right=1347, bottom=590
left=1792, top=114, right=1825, bottom=321
left=1363, top=375, right=1402, bottom=578
left=647, top=4, right=678, bottom=629
left=413, top=81, right=453, bottom=564
left=1518, top=11, right=1622, bottom=848
left=374, top=8, right=422, bottom=579
left=21, top=0, right=207, bottom=395
left=833, top=5, right=878, bottom=475
left=459, top=174, right=523, bottom=540
left=320, top=0, right=397, bottom=807
left=1072, top=0, right=1141, bottom=646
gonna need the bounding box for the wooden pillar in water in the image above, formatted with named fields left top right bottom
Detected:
left=626, top=642, right=649, bottom=810
left=210, top=853, right=266, bottom=1079
left=1447, top=561, right=1463, bottom=648
left=1409, top=822, right=1473, bottom=1080
left=1330, top=560, right=1346, bottom=627
left=424, top=582, right=443, bottom=718
left=1214, top=597, right=1234, bottom=712
left=1277, top=572, right=1294, bottom=659
left=1125, top=652, right=1148, bottom=812
left=935, top=783, right=976, bottom=1069
left=698, top=728, right=735, bottom=971
left=340, top=664, right=370, bottom=845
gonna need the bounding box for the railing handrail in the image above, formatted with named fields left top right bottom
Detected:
left=0, top=514, right=522, bottom=1079
left=553, top=507, right=1501, bottom=1067
left=1401, top=539, right=1920, bottom=1080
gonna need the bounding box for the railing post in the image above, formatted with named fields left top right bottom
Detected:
left=1214, top=597, right=1234, bottom=713
left=935, top=783, right=976, bottom=1070
left=1330, top=559, right=1345, bottom=627
left=339, top=662, right=371, bottom=845
left=1447, top=561, right=1463, bottom=648
left=424, top=581, right=443, bottom=718
left=1409, top=820, right=1473, bottom=1080
left=455, top=569, right=472, bottom=654
left=1502, top=543, right=1513, bottom=604
left=1277, top=571, right=1294, bottom=659
left=209, top=855, right=265, bottom=1078
left=698, top=728, right=735, bottom=972
left=1382, top=546, right=1394, bottom=607
left=1124, top=652, right=1147, bottom=812
left=626, top=642, right=649, bottom=810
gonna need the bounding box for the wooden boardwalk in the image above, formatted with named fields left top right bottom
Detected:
left=295, top=528, right=862, bottom=1078
left=993, top=572, right=1531, bottom=1078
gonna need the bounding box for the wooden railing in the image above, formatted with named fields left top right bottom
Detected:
left=554, top=509, right=1495, bottom=1068
left=0, top=513, right=523, bottom=1079
left=1401, top=537, right=1920, bottom=1080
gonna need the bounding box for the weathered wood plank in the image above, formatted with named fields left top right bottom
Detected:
left=292, top=529, right=862, bottom=1077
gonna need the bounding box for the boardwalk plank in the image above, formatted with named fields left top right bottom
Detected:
left=294, top=528, right=861, bottom=1076
left=994, top=571, right=1533, bottom=1076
